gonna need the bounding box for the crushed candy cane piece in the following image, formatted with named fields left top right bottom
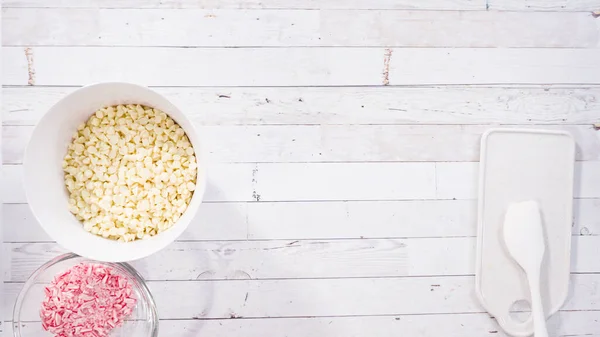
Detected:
left=40, top=263, right=137, bottom=337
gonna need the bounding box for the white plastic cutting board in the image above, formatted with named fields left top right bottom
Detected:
left=476, top=129, right=575, bottom=336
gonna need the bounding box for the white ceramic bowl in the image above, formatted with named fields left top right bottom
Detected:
left=23, top=82, right=206, bottom=262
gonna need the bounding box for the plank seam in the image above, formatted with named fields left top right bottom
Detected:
left=4, top=233, right=599, bottom=244
left=6, top=309, right=600, bottom=323
left=5, top=45, right=600, bottom=49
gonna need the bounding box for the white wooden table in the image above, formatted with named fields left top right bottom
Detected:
left=2, top=1, right=600, bottom=336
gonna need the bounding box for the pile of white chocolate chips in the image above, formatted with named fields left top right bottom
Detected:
left=63, top=105, right=197, bottom=242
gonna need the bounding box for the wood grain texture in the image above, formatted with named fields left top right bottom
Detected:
left=436, top=161, right=600, bottom=200
left=3, top=198, right=599, bottom=242
left=5, top=239, right=472, bottom=281
left=5, top=235, right=600, bottom=282
left=254, top=162, right=600, bottom=201
left=1, top=0, right=485, bottom=10
left=5, top=86, right=600, bottom=127
left=3, top=162, right=600, bottom=204
left=488, top=0, right=600, bottom=11
left=388, top=48, right=600, bottom=85
left=3, top=274, right=599, bottom=321
left=4, top=124, right=600, bottom=164
left=253, top=162, right=437, bottom=201
left=2, top=47, right=384, bottom=86
left=4, top=9, right=599, bottom=48
left=4, top=311, right=600, bottom=337
left=3, top=200, right=477, bottom=242
left=4, top=47, right=600, bottom=86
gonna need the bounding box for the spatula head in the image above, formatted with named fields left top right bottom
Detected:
left=503, top=201, right=546, bottom=272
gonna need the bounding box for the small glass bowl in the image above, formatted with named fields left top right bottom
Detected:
left=12, top=253, right=159, bottom=337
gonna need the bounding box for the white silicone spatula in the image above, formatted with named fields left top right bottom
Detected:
left=503, top=201, right=548, bottom=337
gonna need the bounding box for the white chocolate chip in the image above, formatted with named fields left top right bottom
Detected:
left=63, top=105, right=197, bottom=242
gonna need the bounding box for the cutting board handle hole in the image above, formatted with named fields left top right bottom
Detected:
left=509, top=299, right=532, bottom=323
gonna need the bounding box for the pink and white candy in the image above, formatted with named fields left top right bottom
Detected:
left=40, top=263, right=137, bottom=337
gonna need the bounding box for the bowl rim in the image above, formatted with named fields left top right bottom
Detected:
left=12, top=252, right=159, bottom=337
left=22, top=81, right=207, bottom=262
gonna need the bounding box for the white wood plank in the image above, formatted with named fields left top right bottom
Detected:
left=8, top=239, right=470, bottom=281
left=4, top=274, right=599, bottom=320
left=7, top=238, right=473, bottom=281
left=4, top=9, right=599, bottom=48
left=436, top=161, right=600, bottom=200
left=488, top=0, right=600, bottom=11
left=6, top=235, right=600, bottom=282
left=4, top=47, right=600, bottom=86
left=0, top=0, right=485, bottom=10
left=4, top=162, right=600, bottom=204
left=1, top=47, right=383, bottom=86
left=319, top=11, right=600, bottom=48
left=0, top=165, right=25, bottom=204
left=4, top=198, right=599, bottom=242
left=251, top=198, right=600, bottom=239
left=0, top=8, right=319, bottom=47
left=89, top=276, right=600, bottom=319
left=247, top=200, right=477, bottom=240
left=5, top=125, right=599, bottom=164
left=254, top=162, right=600, bottom=201
left=5, top=312, right=600, bottom=337
left=254, top=162, right=436, bottom=201
left=1, top=48, right=28, bottom=86
left=435, top=162, right=480, bottom=200
left=575, top=198, right=600, bottom=236
left=6, top=86, right=600, bottom=127
left=3, top=200, right=476, bottom=242
left=389, top=48, right=600, bottom=85
left=265, top=160, right=599, bottom=201
left=83, top=311, right=600, bottom=337
left=578, top=161, right=600, bottom=198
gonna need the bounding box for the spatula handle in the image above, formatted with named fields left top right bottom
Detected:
left=528, top=269, right=548, bottom=337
